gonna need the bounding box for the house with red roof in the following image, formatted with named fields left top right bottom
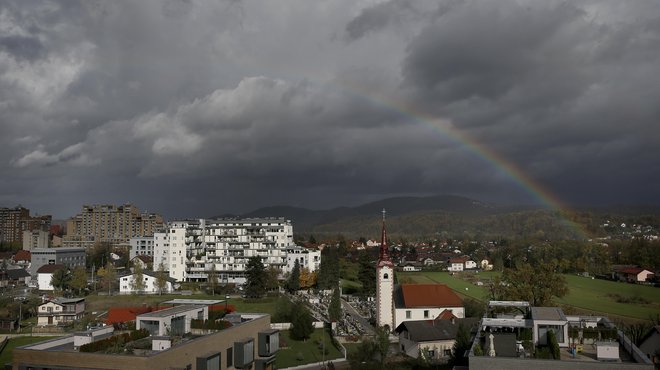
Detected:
left=448, top=257, right=467, bottom=272
left=394, top=284, right=464, bottom=328
left=615, top=267, right=654, bottom=283
left=12, top=250, right=31, bottom=268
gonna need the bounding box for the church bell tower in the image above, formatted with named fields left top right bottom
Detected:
left=376, top=209, right=394, bottom=330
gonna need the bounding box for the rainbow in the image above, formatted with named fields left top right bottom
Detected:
left=337, top=82, right=589, bottom=240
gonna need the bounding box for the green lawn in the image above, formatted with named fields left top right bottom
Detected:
left=276, top=329, right=343, bottom=368
left=0, top=336, right=54, bottom=366
left=398, top=271, right=660, bottom=321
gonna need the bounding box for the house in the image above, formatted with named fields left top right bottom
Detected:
left=639, top=325, right=660, bottom=365
left=37, top=297, right=85, bottom=326
left=396, top=317, right=479, bottom=361
left=448, top=258, right=466, bottom=272
left=119, top=270, right=176, bottom=294
left=0, top=268, right=31, bottom=287
left=480, top=259, right=494, bottom=271
left=615, top=267, right=654, bottom=283
left=12, top=250, right=31, bottom=269
left=401, top=262, right=422, bottom=272
left=394, top=284, right=465, bottom=328
left=36, top=263, right=67, bottom=291
left=465, top=260, right=477, bottom=269
left=131, top=255, right=153, bottom=270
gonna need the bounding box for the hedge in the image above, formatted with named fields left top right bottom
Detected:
left=79, top=329, right=150, bottom=353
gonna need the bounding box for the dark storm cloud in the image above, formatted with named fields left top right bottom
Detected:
left=1, top=0, right=659, bottom=219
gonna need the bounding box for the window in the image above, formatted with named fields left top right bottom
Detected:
left=406, top=310, right=411, bottom=319
left=423, top=310, right=429, bottom=318
left=226, top=347, right=233, bottom=367
left=383, top=273, right=389, bottom=279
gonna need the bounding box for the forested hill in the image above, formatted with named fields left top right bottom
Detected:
left=213, top=195, right=660, bottom=241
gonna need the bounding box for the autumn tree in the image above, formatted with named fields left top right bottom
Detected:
left=299, top=267, right=317, bottom=289
left=155, top=262, right=169, bottom=295
left=130, top=262, right=147, bottom=293
left=97, top=262, right=117, bottom=295
left=245, top=256, right=267, bottom=298
left=489, top=262, right=568, bottom=306
left=70, top=266, right=88, bottom=296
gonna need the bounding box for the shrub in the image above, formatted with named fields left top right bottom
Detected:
left=473, top=343, right=484, bottom=356
left=547, top=331, right=560, bottom=360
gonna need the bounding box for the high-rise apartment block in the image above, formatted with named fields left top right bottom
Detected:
left=150, top=218, right=297, bottom=284
left=64, top=204, right=163, bottom=248
left=0, top=206, right=51, bottom=244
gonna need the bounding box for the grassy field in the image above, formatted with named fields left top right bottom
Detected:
left=398, top=271, right=660, bottom=321
left=0, top=336, right=54, bottom=366
left=275, top=329, right=343, bottom=368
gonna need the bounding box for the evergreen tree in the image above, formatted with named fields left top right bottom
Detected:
left=50, top=267, right=71, bottom=292
left=288, top=260, right=300, bottom=292
left=328, top=287, right=341, bottom=322
left=155, top=262, right=169, bottom=295
left=357, top=251, right=376, bottom=296
left=317, top=246, right=340, bottom=290
left=450, top=322, right=471, bottom=366
left=290, top=301, right=314, bottom=341
left=69, top=266, right=88, bottom=296
left=245, top=256, right=267, bottom=298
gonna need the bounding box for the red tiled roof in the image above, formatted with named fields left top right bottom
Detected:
left=106, top=306, right=156, bottom=324
left=435, top=309, right=458, bottom=321
left=133, top=255, right=153, bottom=263
left=618, top=267, right=651, bottom=275
left=401, top=284, right=463, bottom=308
left=36, top=264, right=66, bottom=273
left=13, top=250, right=31, bottom=262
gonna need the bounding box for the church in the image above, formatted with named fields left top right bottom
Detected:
left=376, top=210, right=465, bottom=331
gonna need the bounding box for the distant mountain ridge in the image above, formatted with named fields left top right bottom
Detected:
left=216, top=194, right=507, bottom=229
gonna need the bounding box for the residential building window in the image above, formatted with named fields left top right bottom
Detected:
left=406, top=310, right=411, bottom=319
left=226, top=347, right=233, bottom=367
left=423, top=310, right=429, bottom=318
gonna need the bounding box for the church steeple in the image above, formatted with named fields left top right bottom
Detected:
left=379, top=208, right=390, bottom=262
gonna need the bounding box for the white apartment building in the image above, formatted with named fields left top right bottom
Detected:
left=284, top=247, right=321, bottom=273
left=154, top=218, right=297, bottom=284
left=130, top=236, right=155, bottom=260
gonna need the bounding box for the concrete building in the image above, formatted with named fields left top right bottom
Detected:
left=396, top=317, right=479, bottom=361
left=28, top=247, right=86, bottom=277
left=0, top=206, right=51, bottom=244
left=469, top=301, right=653, bottom=369
left=130, top=236, right=156, bottom=259
left=136, top=305, right=208, bottom=336
left=156, top=218, right=295, bottom=284
left=13, top=312, right=278, bottom=370
left=64, top=204, right=163, bottom=248
left=284, top=246, right=321, bottom=273
left=22, top=229, right=49, bottom=250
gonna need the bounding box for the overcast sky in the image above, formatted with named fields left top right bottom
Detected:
left=2, top=0, right=659, bottom=220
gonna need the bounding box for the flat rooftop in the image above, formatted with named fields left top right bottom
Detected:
left=137, top=305, right=204, bottom=318
left=161, top=299, right=224, bottom=306
left=531, top=307, right=566, bottom=321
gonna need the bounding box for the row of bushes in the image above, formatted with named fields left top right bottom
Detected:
left=79, top=329, right=150, bottom=353
left=191, top=319, right=232, bottom=331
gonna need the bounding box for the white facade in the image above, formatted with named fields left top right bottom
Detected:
left=376, top=264, right=394, bottom=330
left=130, top=236, right=155, bottom=259
left=157, top=218, right=295, bottom=284
left=394, top=307, right=465, bottom=328
left=119, top=272, right=174, bottom=294
left=37, top=272, right=54, bottom=291
left=448, top=262, right=464, bottom=272
left=465, top=260, right=477, bottom=269
left=284, top=247, right=321, bottom=273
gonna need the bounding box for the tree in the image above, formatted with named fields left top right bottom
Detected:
left=155, top=262, right=169, bottom=295
left=69, top=266, right=88, bottom=296
left=130, top=262, right=147, bottom=293
left=207, top=263, right=218, bottom=296
left=357, top=251, right=376, bottom=296
left=87, top=242, right=112, bottom=269
left=245, top=256, right=267, bottom=298
left=449, top=322, right=470, bottom=366
left=317, top=246, right=340, bottom=290
left=50, top=267, right=71, bottom=292
left=489, top=262, right=568, bottom=306
left=328, top=287, right=341, bottom=322
left=290, top=301, right=314, bottom=341
left=299, top=267, right=317, bottom=289
left=97, top=262, right=117, bottom=294
left=308, top=235, right=317, bottom=244
left=347, top=328, right=390, bottom=370
left=265, top=266, right=281, bottom=292
left=287, top=260, right=300, bottom=292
